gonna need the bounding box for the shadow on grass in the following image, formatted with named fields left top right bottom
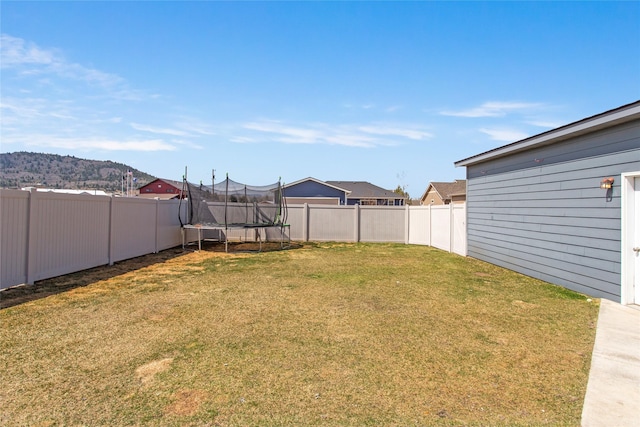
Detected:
left=1, top=241, right=301, bottom=310
left=0, top=247, right=187, bottom=310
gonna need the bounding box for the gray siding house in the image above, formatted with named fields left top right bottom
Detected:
left=284, top=178, right=406, bottom=206
left=455, top=101, right=640, bottom=304
left=283, top=178, right=349, bottom=205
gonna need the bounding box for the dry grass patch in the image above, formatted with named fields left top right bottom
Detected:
left=0, top=242, right=598, bottom=426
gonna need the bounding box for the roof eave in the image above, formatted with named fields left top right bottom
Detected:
left=455, top=101, right=640, bottom=167
left=283, top=177, right=351, bottom=194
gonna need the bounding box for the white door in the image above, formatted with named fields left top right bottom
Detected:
left=635, top=177, right=640, bottom=303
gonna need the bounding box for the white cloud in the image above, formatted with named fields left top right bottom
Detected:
left=440, top=101, right=543, bottom=118
left=525, top=119, right=564, bottom=128
left=358, top=125, right=432, bottom=140
left=229, top=136, right=259, bottom=144
left=479, top=128, right=530, bottom=142
left=0, top=98, right=78, bottom=122
left=130, top=122, right=191, bottom=137
left=181, top=123, right=215, bottom=136
left=241, top=120, right=432, bottom=148
left=244, top=121, right=326, bottom=145
left=2, top=134, right=177, bottom=152
left=2, top=34, right=126, bottom=89
left=323, top=131, right=376, bottom=148
left=0, top=34, right=55, bottom=67
left=172, top=139, right=204, bottom=150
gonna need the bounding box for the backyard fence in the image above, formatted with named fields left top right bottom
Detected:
left=287, top=203, right=466, bottom=255
left=0, top=189, right=185, bottom=290
left=0, top=189, right=466, bottom=290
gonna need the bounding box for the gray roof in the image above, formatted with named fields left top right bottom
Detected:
left=326, top=181, right=406, bottom=199
left=455, top=100, right=640, bottom=167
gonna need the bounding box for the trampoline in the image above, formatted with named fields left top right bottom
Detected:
left=179, top=171, right=289, bottom=252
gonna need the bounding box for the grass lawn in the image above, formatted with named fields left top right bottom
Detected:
left=0, top=242, right=598, bottom=426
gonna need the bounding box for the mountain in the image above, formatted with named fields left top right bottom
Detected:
left=0, top=152, right=156, bottom=193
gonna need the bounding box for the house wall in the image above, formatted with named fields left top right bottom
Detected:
left=345, top=198, right=404, bottom=206
left=284, top=181, right=346, bottom=204
left=465, top=119, right=640, bottom=301
left=285, top=197, right=340, bottom=205
left=139, top=179, right=181, bottom=196
left=421, top=188, right=444, bottom=205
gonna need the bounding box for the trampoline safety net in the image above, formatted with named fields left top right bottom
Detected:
left=179, top=176, right=287, bottom=228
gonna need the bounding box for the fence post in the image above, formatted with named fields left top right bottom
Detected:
left=449, top=203, right=454, bottom=253
left=354, top=204, right=360, bottom=243
left=25, top=188, right=37, bottom=285
left=154, top=198, right=160, bottom=253
left=404, top=204, right=410, bottom=244
left=428, top=204, right=432, bottom=248
left=303, top=203, right=309, bottom=242
left=108, top=195, right=115, bottom=266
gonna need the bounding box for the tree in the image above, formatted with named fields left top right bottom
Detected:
left=393, top=185, right=412, bottom=205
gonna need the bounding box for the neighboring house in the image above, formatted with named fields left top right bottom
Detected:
left=138, top=178, right=184, bottom=199
left=455, top=100, right=640, bottom=304
left=283, top=178, right=406, bottom=206
left=283, top=177, right=349, bottom=205
left=420, top=180, right=466, bottom=205
left=326, top=181, right=406, bottom=206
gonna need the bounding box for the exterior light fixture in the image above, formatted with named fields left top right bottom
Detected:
left=600, top=177, right=614, bottom=189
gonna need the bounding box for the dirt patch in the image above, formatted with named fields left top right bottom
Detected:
left=164, top=389, right=208, bottom=416
left=135, top=358, right=174, bottom=386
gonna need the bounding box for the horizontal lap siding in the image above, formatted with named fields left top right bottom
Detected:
left=466, top=120, right=640, bottom=300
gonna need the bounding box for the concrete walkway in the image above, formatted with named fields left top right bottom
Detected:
left=581, top=299, right=640, bottom=427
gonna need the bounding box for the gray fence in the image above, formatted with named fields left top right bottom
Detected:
left=287, top=204, right=466, bottom=254
left=0, top=189, right=185, bottom=289
left=0, top=189, right=466, bottom=290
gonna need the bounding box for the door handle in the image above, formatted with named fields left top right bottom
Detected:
left=634, top=247, right=640, bottom=253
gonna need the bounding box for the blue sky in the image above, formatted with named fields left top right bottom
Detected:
left=2, top=1, right=639, bottom=198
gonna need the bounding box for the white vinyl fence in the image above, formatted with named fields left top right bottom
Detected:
left=0, top=189, right=466, bottom=290
left=287, top=203, right=466, bottom=253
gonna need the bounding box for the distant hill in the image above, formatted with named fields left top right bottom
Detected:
left=0, top=152, right=156, bottom=193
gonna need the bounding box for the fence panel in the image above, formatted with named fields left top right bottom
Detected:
left=29, top=192, right=111, bottom=282
left=452, top=204, right=467, bottom=256
left=430, top=205, right=452, bottom=252
left=407, top=206, right=431, bottom=245
left=360, top=206, right=405, bottom=242
left=284, top=204, right=305, bottom=241
left=308, top=205, right=355, bottom=242
left=156, top=199, right=184, bottom=251
left=110, top=197, right=157, bottom=263
left=0, top=190, right=30, bottom=289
